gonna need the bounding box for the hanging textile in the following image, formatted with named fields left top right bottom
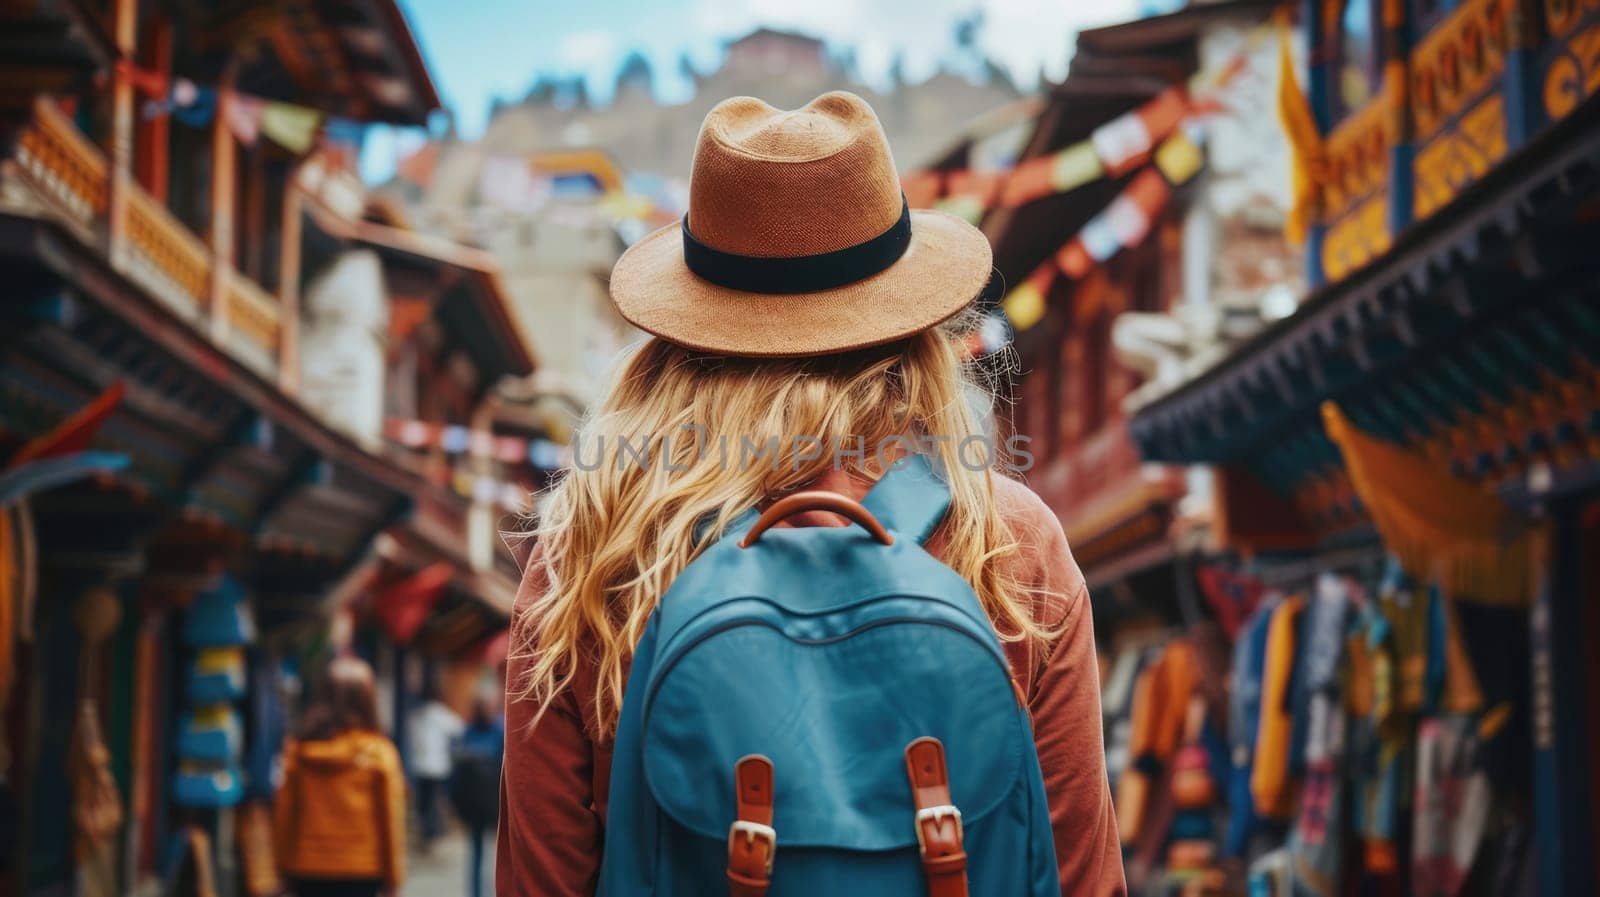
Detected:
left=1321, top=402, right=1532, bottom=606
left=237, top=800, right=282, bottom=897
left=1225, top=601, right=1275, bottom=858
left=1288, top=576, right=1355, bottom=896
left=7, top=382, right=123, bottom=466
left=1412, top=715, right=1493, bottom=897
left=1251, top=594, right=1303, bottom=819
left=372, top=562, right=454, bottom=644
left=1344, top=564, right=1416, bottom=878
left=70, top=703, right=124, bottom=897
left=1196, top=564, right=1266, bottom=640
left=1275, top=7, right=1324, bottom=245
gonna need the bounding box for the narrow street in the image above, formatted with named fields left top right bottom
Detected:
left=4, top=0, right=1600, bottom=895
left=405, top=829, right=490, bottom=897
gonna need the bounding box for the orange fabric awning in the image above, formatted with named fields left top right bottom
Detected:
left=1322, top=402, right=1531, bottom=605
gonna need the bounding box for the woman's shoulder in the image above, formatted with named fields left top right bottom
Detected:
left=988, top=472, right=1088, bottom=627
left=989, top=471, right=1056, bottom=535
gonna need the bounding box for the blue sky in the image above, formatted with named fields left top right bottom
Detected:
left=363, top=0, right=1151, bottom=180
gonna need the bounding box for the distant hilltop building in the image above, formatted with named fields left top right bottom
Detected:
left=411, top=25, right=1025, bottom=207
left=381, top=24, right=1026, bottom=441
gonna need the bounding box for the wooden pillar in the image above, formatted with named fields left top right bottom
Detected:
left=1531, top=513, right=1599, bottom=897
left=133, top=16, right=172, bottom=201
left=1304, top=0, right=1330, bottom=286
left=241, top=151, right=265, bottom=283
left=1382, top=0, right=1414, bottom=236
left=468, top=398, right=497, bottom=573
left=277, top=183, right=303, bottom=394
left=106, top=0, right=138, bottom=260
left=209, top=80, right=237, bottom=343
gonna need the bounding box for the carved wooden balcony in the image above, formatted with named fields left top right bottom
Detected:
left=14, top=95, right=107, bottom=229
left=223, top=274, right=282, bottom=377
left=123, top=182, right=212, bottom=321
left=1319, top=91, right=1396, bottom=281
left=8, top=96, right=285, bottom=384
left=1410, top=0, right=1517, bottom=219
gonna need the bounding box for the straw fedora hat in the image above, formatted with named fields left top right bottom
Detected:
left=609, top=91, right=993, bottom=357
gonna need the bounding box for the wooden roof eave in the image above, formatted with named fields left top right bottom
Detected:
left=2, top=210, right=425, bottom=503
left=301, top=195, right=537, bottom=377
left=382, top=493, right=519, bottom=618
left=356, top=0, right=443, bottom=118
left=1127, top=102, right=1600, bottom=467
left=1074, top=0, right=1281, bottom=56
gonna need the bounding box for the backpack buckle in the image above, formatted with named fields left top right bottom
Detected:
left=728, top=820, right=777, bottom=874
left=913, top=805, right=963, bottom=858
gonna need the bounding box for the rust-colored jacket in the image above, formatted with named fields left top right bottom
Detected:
left=273, top=730, right=407, bottom=889
left=498, top=472, right=1127, bottom=897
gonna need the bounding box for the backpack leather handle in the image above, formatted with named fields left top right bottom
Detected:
left=738, top=492, right=894, bottom=548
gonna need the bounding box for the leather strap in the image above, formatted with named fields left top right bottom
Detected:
left=905, top=737, right=968, bottom=897
left=739, top=491, right=894, bottom=548
left=728, top=755, right=776, bottom=897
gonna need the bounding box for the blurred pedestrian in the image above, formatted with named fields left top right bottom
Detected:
left=449, top=693, right=504, bottom=897
left=407, top=681, right=463, bottom=852
left=273, top=657, right=405, bottom=897
left=498, top=91, right=1127, bottom=897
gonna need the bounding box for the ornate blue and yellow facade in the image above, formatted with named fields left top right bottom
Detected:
left=1306, top=0, right=1600, bottom=282
left=1131, top=3, right=1600, bottom=892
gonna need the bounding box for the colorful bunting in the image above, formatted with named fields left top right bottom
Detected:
left=904, top=45, right=1248, bottom=221
left=260, top=102, right=324, bottom=153
left=1002, top=126, right=1207, bottom=331
left=1051, top=142, right=1105, bottom=192
left=1002, top=265, right=1054, bottom=332
left=224, top=93, right=264, bottom=145
left=448, top=470, right=534, bottom=513
left=1153, top=123, right=1206, bottom=185
left=933, top=194, right=987, bottom=224
left=384, top=418, right=571, bottom=471
left=138, top=72, right=352, bottom=153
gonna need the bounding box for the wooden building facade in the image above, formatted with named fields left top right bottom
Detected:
left=1127, top=0, right=1600, bottom=890
left=0, top=2, right=535, bottom=896
left=977, top=0, right=1290, bottom=643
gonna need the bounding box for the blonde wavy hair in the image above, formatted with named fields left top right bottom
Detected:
left=509, top=308, right=1057, bottom=737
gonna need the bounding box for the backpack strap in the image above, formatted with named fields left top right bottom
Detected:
left=904, top=737, right=969, bottom=897
left=861, top=453, right=951, bottom=546
left=727, top=754, right=776, bottom=897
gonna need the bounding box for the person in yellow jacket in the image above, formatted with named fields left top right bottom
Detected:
left=273, top=657, right=406, bottom=897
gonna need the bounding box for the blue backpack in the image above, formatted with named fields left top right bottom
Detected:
left=599, top=456, right=1059, bottom=896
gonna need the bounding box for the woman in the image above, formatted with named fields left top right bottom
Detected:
left=500, top=91, right=1125, bottom=896
left=274, top=657, right=406, bottom=897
